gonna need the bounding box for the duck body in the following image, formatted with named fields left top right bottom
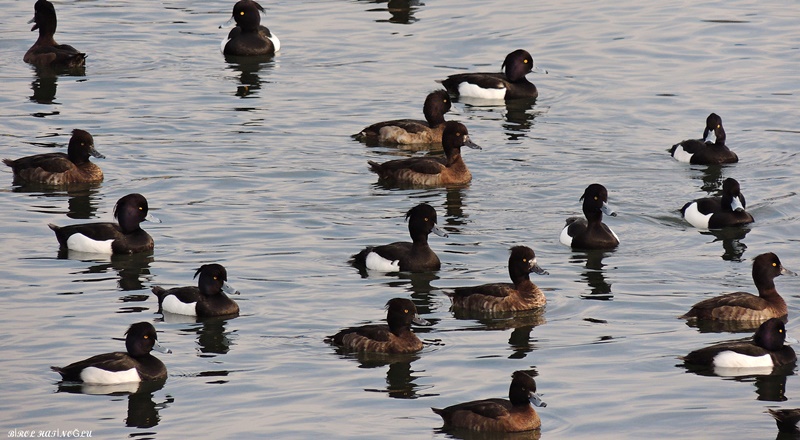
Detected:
left=447, top=246, right=548, bottom=313
left=152, top=264, right=239, bottom=317
left=51, top=322, right=169, bottom=384
left=24, top=0, right=86, bottom=68
left=670, top=113, right=738, bottom=165
left=49, top=193, right=159, bottom=254
left=440, top=50, right=538, bottom=100
left=559, top=183, right=619, bottom=250
left=681, top=253, right=794, bottom=323
left=682, top=318, right=796, bottom=369
left=326, top=298, right=429, bottom=354
left=354, top=90, right=452, bottom=145
left=368, top=121, right=480, bottom=187
left=681, top=177, right=753, bottom=229
left=221, top=0, right=280, bottom=57
left=4, top=129, right=103, bottom=185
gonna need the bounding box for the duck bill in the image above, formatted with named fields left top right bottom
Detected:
left=432, top=225, right=449, bottom=238
left=529, top=260, right=549, bottom=275
left=730, top=196, right=745, bottom=212
left=152, top=340, right=172, bottom=354
left=463, top=135, right=482, bottom=150
left=785, top=335, right=799, bottom=345
left=222, top=281, right=240, bottom=295
left=601, top=201, right=617, bottom=217
left=780, top=266, right=797, bottom=277
left=29, top=17, right=38, bottom=31
left=145, top=212, right=162, bottom=224
left=412, top=315, right=431, bottom=326
left=530, top=392, right=547, bottom=407
left=89, top=145, right=106, bottom=159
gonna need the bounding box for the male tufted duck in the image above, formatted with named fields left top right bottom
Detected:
left=681, top=252, right=795, bottom=323
left=439, top=50, right=539, bottom=100
left=560, top=183, right=619, bottom=250
left=325, top=298, right=429, bottom=354
left=152, top=264, right=239, bottom=317
left=4, top=129, right=103, bottom=185
left=221, top=0, right=280, bottom=57
left=353, top=90, right=452, bottom=145
left=670, top=113, right=738, bottom=165
left=682, top=318, right=796, bottom=372
left=51, top=322, right=169, bottom=384
left=681, top=178, right=754, bottom=229
left=351, top=203, right=447, bottom=273
left=368, top=121, right=480, bottom=187
left=23, top=0, right=86, bottom=68
left=432, top=370, right=546, bottom=432
left=446, top=246, right=549, bottom=313
left=49, top=193, right=160, bottom=254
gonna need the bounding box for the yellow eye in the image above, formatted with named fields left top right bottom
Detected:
left=456, top=132, right=461, bottom=136
left=138, top=207, right=143, bottom=211
left=240, top=11, right=245, bottom=16
left=594, top=196, right=598, bottom=200
left=524, top=59, right=529, bottom=63
left=404, top=309, right=409, bottom=314
left=716, top=124, right=720, bottom=129
left=424, top=217, right=429, bottom=222
left=144, top=335, right=149, bottom=339
left=523, top=258, right=528, bottom=262
left=773, top=263, right=777, bottom=267
left=214, top=276, right=218, bottom=280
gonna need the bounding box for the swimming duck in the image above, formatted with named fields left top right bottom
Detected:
left=48, top=193, right=160, bottom=254
left=353, top=90, right=452, bottom=145
left=559, top=183, right=619, bottom=250
left=325, top=298, right=429, bottom=354
left=439, top=49, right=539, bottom=100
left=682, top=318, right=796, bottom=370
left=446, top=246, right=549, bottom=313
left=670, top=113, right=738, bottom=165
left=432, top=370, right=546, bottom=432
left=368, top=121, right=480, bottom=186
left=23, top=0, right=86, bottom=68
left=681, top=178, right=754, bottom=229
left=51, top=322, right=169, bottom=384
left=681, top=252, right=795, bottom=322
left=152, top=264, right=239, bottom=317
left=3, top=129, right=103, bottom=185
left=351, top=203, right=447, bottom=272
left=221, top=0, right=280, bottom=56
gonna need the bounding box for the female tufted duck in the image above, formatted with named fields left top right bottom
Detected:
left=670, top=113, right=738, bottom=165
left=152, top=264, right=239, bottom=317
left=681, top=178, right=754, bottom=229
left=325, top=298, right=429, bottom=354
left=439, top=49, right=539, bottom=100
left=353, top=90, right=452, bottom=145
left=49, top=193, right=160, bottom=254
left=4, top=129, right=103, bottom=185
left=682, top=318, right=796, bottom=371
left=432, top=370, right=545, bottom=432
left=368, top=121, right=480, bottom=187
left=351, top=203, right=447, bottom=273
left=221, top=0, right=280, bottom=57
left=681, top=252, right=795, bottom=323
left=51, top=322, right=169, bottom=384
left=446, top=246, right=549, bottom=313
left=23, top=0, right=86, bottom=68
left=560, top=183, right=619, bottom=250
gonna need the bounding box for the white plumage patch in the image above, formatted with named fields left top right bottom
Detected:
left=559, top=225, right=573, bottom=246
left=671, top=145, right=694, bottom=163
left=457, top=82, right=507, bottom=100
left=220, top=37, right=231, bottom=54
left=80, top=366, right=140, bottom=385
left=713, top=351, right=772, bottom=368
left=683, top=202, right=711, bottom=229
left=269, top=33, right=281, bottom=52
left=162, top=295, right=198, bottom=316
left=365, top=252, right=400, bottom=272
left=66, top=234, right=114, bottom=254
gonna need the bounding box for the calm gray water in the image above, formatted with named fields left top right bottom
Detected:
left=1, top=0, right=799, bottom=438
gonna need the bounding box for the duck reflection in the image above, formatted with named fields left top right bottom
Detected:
left=450, top=309, right=545, bottom=359
left=12, top=181, right=102, bottom=219
left=66, top=251, right=154, bottom=293
left=162, top=315, right=238, bottom=355
left=699, top=227, right=750, bottom=262
left=569, top=250, right=613, bottom=300
left=435, top=426, right=541, bottom=440
left=55, top=379, right=169, bottom=429
left=223, top=57, right=275, bottom=98
left=454, top=97, right=540, bottom=141
left=682, top=364, right=791, bottom=402
left=29, top=64, right=85, bottom=106
left=768, top=408, right=800, bottom=440
left=442, top=186, right=468, bottom=228
left=359, top=0, right=423, bottom=24
left=339, top=351, right=434, bottom=399
left=696, top=164, right=725, bottom=195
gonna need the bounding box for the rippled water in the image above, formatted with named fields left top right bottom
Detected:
left=1, top=0, right=800, bottom=438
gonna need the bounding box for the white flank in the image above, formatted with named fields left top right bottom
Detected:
left=220, top=37, right=231, bottom=54
left=80, top=366, right=140, bottom=385
left=671, top=145, right=694, bottom=163
left=66, top=234, right=114, bottom=254
left=457, top=82, right=506, bottom=100
left=713, top=351, right=772, bottom=368
left=559, top=225, right=573, bottom=246
left=365, top=252, right=401, bottom=272
left=682, top=202, right=711, bottom=229
left=270, top=33, right=281, bottom=52
left=162, top=295, right=198, bottom=316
